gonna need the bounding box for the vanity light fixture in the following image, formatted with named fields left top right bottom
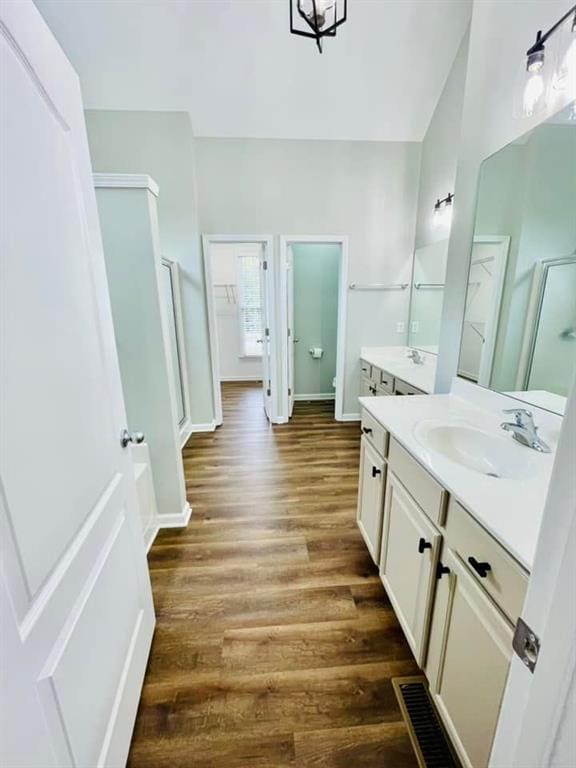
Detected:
left=289, top=0, right=347, bottom=53
left=521, top=4, right=576, bottom=117
left=434, top=193, right=454, bottom=228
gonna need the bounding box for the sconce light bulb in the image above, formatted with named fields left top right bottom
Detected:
left=526, top=49, right=545, bottom=73
left=523, top=72, right=545, bottom=116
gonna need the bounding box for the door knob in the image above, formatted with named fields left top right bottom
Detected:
left=256, top=339, right=263, bottom=343
left=121, top=429, right=145, bottom=448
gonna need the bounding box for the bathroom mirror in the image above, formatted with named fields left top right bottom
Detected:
left=407, top=239, right=449, bottom=354
left=458, top=101, right=576, bottom=415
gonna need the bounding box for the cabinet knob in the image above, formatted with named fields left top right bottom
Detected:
left=468, top=556, right=492, bottom=578
left=369, top=386, right=377, bottom=394
left=362, top=427, right=373, bottom=435
left=371, top=466, right=381, bottom=478
left=120, top=429, right=145, bottom=448
left=418, top=537, right=432, bottom=554
left=436, top=562, right=450, bottom=579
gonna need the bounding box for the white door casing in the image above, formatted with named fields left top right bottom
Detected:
left=0, top=3, right=155, bottom=766
left=286, top=246, right=295, bottom=418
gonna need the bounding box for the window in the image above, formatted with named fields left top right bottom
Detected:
left=237, top=246, right=263, bottom=357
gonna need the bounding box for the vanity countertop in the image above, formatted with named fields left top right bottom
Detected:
left=359, top=392, right=561, bottom=571
left=360, top=346, right=437, bottom=393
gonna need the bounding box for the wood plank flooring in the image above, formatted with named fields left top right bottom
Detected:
left=128, top=381, right=419, bottom=767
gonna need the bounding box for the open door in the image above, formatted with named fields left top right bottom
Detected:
left=286, top=246, right=295, bottom=418
left=0, top=4, right=155, bottom=765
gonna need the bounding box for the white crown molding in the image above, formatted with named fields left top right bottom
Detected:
left=93, top=173, right=159, bottom=197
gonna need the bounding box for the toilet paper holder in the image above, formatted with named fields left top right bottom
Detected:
left=309, top=347, right=323, bottom=359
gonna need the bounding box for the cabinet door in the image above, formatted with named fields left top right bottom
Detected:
left=426, top=549, right=513, bottom=768
left=356, top=437, right=386, bottom=564
left=380, top=471, right=440, bottom=665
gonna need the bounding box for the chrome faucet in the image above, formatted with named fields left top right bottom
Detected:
left=501, top=408, right=551, bottom=453
left=407, top=349, right=424, bottom=365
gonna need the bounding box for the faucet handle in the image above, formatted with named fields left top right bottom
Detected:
left=502, top=408, right=534, bottom=427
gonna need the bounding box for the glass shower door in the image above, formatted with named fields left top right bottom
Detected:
left=527, top=258, right=576, bottom=396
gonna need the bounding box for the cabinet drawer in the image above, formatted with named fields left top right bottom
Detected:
left=444, top=499, right=528, bottom=624
left=394, top=378, right=425, bottom=396
left=388, top=437, right=447, bottom=525
left=359, top=376, right=375, bottom=398
left=360, top=407, right=388, bottom=458
left=369, top=365, right=382, bottom=385
left=360, top=359, right=372, bottom=379
left=378, top=369, right=394, bottom=393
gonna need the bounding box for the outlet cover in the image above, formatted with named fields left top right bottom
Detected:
left=396, top=321, right=405, bottom=333
left=411, top=321, right=419, bottom=333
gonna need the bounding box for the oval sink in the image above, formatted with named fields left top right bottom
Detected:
left=414, top=421, right=532, bottom=480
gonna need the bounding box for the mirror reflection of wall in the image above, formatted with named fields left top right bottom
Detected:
left=458, top=101, right=576, bottom=415
left=408, top=239, right=448, bottom=354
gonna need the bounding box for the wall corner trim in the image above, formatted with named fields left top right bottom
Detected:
left=339, top=412, right=361, bottom=422
left=157, top=502, right=192, bottom=530
left=93, top=173, right=160, bottom=197
left=190, top=421, right=217, bottom=433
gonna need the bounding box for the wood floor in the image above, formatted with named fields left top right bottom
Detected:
left=128, top=381, right=419, bottom=767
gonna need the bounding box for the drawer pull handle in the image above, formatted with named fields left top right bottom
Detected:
left=372, top=466, right=381, bottom=478
left=468, top=556, right=492, bottom=578
left=369, top=386, right=377, bottom=394
left=362, top=427, right=373, bottom=435
left=418, top=537, right=432, bottom=554
left=436, top=562, right=450, bottom=579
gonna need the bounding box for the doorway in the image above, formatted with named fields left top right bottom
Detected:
left=203, top=236, right=277, bottom=425
left=280, top=236, right=348, bottom=422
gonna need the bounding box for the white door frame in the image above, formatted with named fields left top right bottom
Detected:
left=279, top=235, right=349, bottom=422
left=202, top=235, right=278, bottom=424
left=161, top=257, right=193, bottom=447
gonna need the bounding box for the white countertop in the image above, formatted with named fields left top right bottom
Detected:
left=360, top=346, right=437, bottom=393
left=359, top=389, right=562, bottom=571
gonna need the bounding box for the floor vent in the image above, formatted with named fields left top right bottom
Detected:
left=392, top=676, right=460, bottom=768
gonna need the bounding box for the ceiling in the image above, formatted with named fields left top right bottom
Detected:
left=35, top=0, right=472, bottom=142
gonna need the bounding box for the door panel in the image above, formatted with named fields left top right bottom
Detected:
left=429, top=550, right=513, bottom=768
left=356, top=437, right=385, bottom=564
left=380, top=472, right=440, bottom=664
left=0, top=4, right=155, bottom=766
left=259, top=249, right=273, bottom=421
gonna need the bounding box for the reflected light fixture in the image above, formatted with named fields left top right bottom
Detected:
left=521, top=5, right=576, bottom=117
left=289, top=0, right=347, bottom=53
left=434, top=193, right=454, bottom=228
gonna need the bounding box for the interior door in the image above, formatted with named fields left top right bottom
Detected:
left=259, top=246, right=273, bottom=421
left=287, top=246, right=295, bottom=418
left=0, top=4, right=155, bottom=766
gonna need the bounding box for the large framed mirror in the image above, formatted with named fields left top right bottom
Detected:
left=458, top=101, right=576, bottom=415
left=161, top=258, right=191, bottom=439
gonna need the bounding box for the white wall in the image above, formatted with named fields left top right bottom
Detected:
left=85, top=110, right=215, bottom=428
left=209, top=242, right=263, bottom=382
left=435, top=0, right=576, bottom=393
left=196, top=138, right=421, bottom=416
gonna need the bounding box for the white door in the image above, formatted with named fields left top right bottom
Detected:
left=259, top=248, right=273, bottom=421
left=286, top=246, right=295, bottom=418
left=0, top=4, right=155, bottom=767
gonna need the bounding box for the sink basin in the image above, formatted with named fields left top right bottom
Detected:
left=414, top=421, right=532, bottom=479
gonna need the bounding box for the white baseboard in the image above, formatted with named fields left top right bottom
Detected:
left=190, top=421, right=217, bottom=433
left=143, top=525, right=159, bottom=553
left=219, top=376, right=262, bottom=382
left=293, top=393, right=336, bottom=401
left=339, top=412, right=361, bottom=422
left=179, top=420, right=194, bottom=447
left=157, top=502, right=192, bottom=529
left=273, top=416, right=288, bottom=424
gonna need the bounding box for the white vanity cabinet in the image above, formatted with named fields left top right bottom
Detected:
left=355, top=423, right=529, bottom=768
left=380, top=471, right=441, bottom=665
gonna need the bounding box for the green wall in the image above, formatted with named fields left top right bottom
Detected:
left=85, top=110, right=214, bottom=427
left=292, top=244, right=339, bottom=397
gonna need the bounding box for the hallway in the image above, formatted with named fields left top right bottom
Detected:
left=128, top=382, right=419, bottom=767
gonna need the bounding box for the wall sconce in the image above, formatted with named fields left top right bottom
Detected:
left=289, top=0, right=347, bottom=53
left=518, top=5, right=576, bottom=118
left=434, top=193, right=454, bottom=228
